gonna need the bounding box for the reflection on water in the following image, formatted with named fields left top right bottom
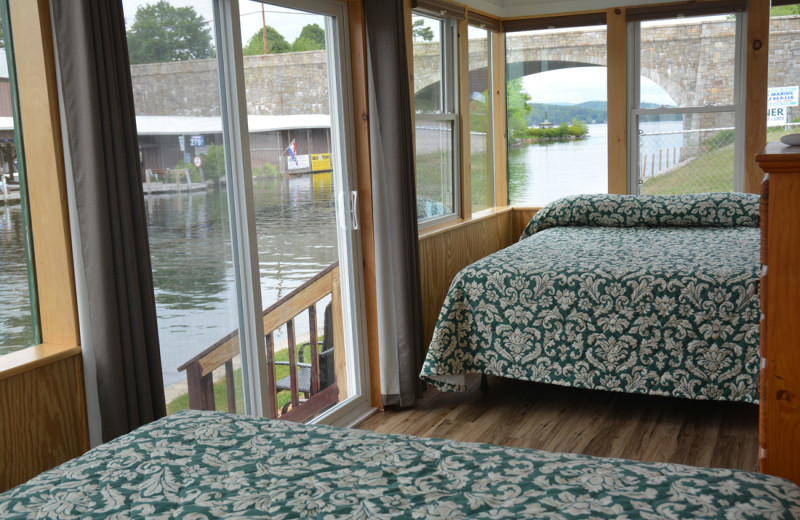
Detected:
left=147, top=174, right=337, bottom=386
left=509, top=123, right=608, bottom=206
left=0, top=204, right=35, bottom=355
left=0, top=175, right=336, bottom=384
left=508, top=121, right=684, bottom=206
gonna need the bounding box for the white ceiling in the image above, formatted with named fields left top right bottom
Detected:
left=460, top=0, right=676, bottom=18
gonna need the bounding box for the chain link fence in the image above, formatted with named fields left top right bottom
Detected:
left=639, top=113, right=739, bottom=195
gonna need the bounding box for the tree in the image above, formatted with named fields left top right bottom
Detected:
left=127, top=1, right=213, bottom=64
left=506, top=78, right=532, bottom=138
left=242, top=26, right=291, bottom=55
left=292, top=24, right=326, bottom=52
left=412, top=19, right=434, bottom=42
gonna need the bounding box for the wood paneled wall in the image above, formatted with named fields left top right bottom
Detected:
left=419, top=210, right=513, bottom=343
left=418, top=207, right=540, bottom=344
left=0, top=349, right=88, bottom=491
left=511, top=206, right=540, bottom=239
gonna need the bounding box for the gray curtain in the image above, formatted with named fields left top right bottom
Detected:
left=365, top=0, right=425, bottom=407
left=51, top=0, right=166, bottom=441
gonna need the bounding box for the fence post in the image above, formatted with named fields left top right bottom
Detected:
left=265, top=333, right=278, bottom=419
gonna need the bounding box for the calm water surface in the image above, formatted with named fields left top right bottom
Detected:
left=509, top=121, right=684, bottom=206
left=146, top=174, right=338, bottom=386
left=0, top=175, right=337, bottom=386
left=0, top=204, right=35, bottom=354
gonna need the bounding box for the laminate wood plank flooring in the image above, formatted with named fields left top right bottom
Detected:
left=356, top=375, right=759, bottom=471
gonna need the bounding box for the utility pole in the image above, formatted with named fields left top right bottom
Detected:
left=262, top=4, right=268, bottom=54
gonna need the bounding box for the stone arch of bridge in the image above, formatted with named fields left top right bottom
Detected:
left=414, top=58, right=684, bottom=113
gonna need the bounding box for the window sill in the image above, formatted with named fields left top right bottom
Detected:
left=0, top=343, right=81, bottom=382
left=418, top=205, right=513, bottom=240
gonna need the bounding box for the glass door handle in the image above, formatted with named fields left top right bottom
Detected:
left=350, top=190, right=359, bottom=230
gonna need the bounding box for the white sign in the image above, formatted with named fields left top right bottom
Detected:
left=193, top=156, right=203, bottom=168
left=287, top=154, right=310, bottom=170
left=767, top=86, right=799, bottom=108
left=767, top=106, right=788, bottom=127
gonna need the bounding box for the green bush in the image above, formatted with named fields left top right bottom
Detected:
left=253, top=162, right=281, bottom=178
left=525, top=118, right=589, bottom=142
left=202, top=143, right=226, bottom=182
left=174, top=161, right=201, bottom=183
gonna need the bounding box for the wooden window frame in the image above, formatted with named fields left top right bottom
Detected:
left=0, top=0, right=87, bottom=492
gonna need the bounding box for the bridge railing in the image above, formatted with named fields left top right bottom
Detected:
left=177, top=262, right=345, bottom=422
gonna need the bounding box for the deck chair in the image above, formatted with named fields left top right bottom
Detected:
left=275, top=303, right=334, bottom=412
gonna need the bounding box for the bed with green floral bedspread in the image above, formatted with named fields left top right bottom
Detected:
left=1, top=410, right=798, bottom=519
left=420, top=193, right=761, bottom=402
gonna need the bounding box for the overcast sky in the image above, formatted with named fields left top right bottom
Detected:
left=523, top=67, right=675, bottom=106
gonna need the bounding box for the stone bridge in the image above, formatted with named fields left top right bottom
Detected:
left=130, top=16, right=800, bottom=118
left=413, top=16, right=800, bottom=110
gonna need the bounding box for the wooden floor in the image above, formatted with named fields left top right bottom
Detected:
left=356, top=375, right=759, bottom=471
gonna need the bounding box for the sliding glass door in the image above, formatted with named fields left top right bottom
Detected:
left=123, top=0, right=369, bottom=425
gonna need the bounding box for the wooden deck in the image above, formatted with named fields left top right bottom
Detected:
left=356, top=375, right=758, bottom=471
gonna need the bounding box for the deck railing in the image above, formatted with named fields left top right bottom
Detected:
left=178, top=262, right=345, bottom=421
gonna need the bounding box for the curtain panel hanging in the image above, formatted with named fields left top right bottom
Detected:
left=364, top=0, right=425, bottom=408
left=51, top=0, right=165, bottom=441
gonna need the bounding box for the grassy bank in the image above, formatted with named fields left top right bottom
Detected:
left=167, top=342, right=314, bottom=415
left=642, top=126, right=798, bottom=195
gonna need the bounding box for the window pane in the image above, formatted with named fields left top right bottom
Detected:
left=635, top=13, right=740, bottom=195
left=639, top=112, right=735, bottom=195
left=237, top=2, right=352, bottom=421
left=468, top=26, right=493, bottom=213
left=641, top=16, right=736, bottom=107
left=506, top=26, right=607, bottom=206
left=766, top=4, right=800, bottom=142
left=124, top=0, right=244, bottom=414
left=0, top=10, right=37, bottom=355
left=412, top=14, right=443, bottom=113
left=416, top=118, right=454, bottom=220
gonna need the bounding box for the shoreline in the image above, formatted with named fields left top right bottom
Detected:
left=162, top=330, right=315, bottom=403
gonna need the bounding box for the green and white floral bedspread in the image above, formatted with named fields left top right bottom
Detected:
left=421, top=193, right=761, bottom=402
left=1, top=410, right=798, bottom=519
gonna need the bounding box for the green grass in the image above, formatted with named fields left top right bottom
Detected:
left=167, top=342, right=314, bottom=415
left=642, top=126, right=798, bottom=195
left=641, top=143, right=735, bottom=195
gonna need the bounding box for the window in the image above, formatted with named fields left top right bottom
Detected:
left=123, top=0, right=369, bottom=424
left=412, top=12, right=459, bottom=223
left=766, top=3, right=800, bottom=142
left=467, top=25, right=493, bottom=213
left=628, top=5, right=745, bottom=195
left=0, top=3, right=38, bottom=356
left=504, top=17, right=608, bottom=206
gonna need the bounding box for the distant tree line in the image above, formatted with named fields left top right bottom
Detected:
left=126, top=1, right=326, bottom=65
left=526, top=101, right=681, bottom=127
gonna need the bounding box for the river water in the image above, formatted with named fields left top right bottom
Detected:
left=509, top=121, right=684, bottom=206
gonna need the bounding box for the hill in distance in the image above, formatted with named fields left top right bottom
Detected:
left=526, top=101, right=679, bottom=126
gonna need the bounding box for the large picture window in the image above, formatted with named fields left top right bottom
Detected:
left=504, top=16, right=608, bottom=207
left=412, top=11, right=459, bottom=223
left=628, top=4, right=745, bottom=195
left=122, top=0, right=369, bottom=424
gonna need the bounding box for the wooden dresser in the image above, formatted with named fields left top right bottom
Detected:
left=755, top=142, right=800, bottom=485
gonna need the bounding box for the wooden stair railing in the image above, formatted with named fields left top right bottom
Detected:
left=178, top=262, right=345, bottom=420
